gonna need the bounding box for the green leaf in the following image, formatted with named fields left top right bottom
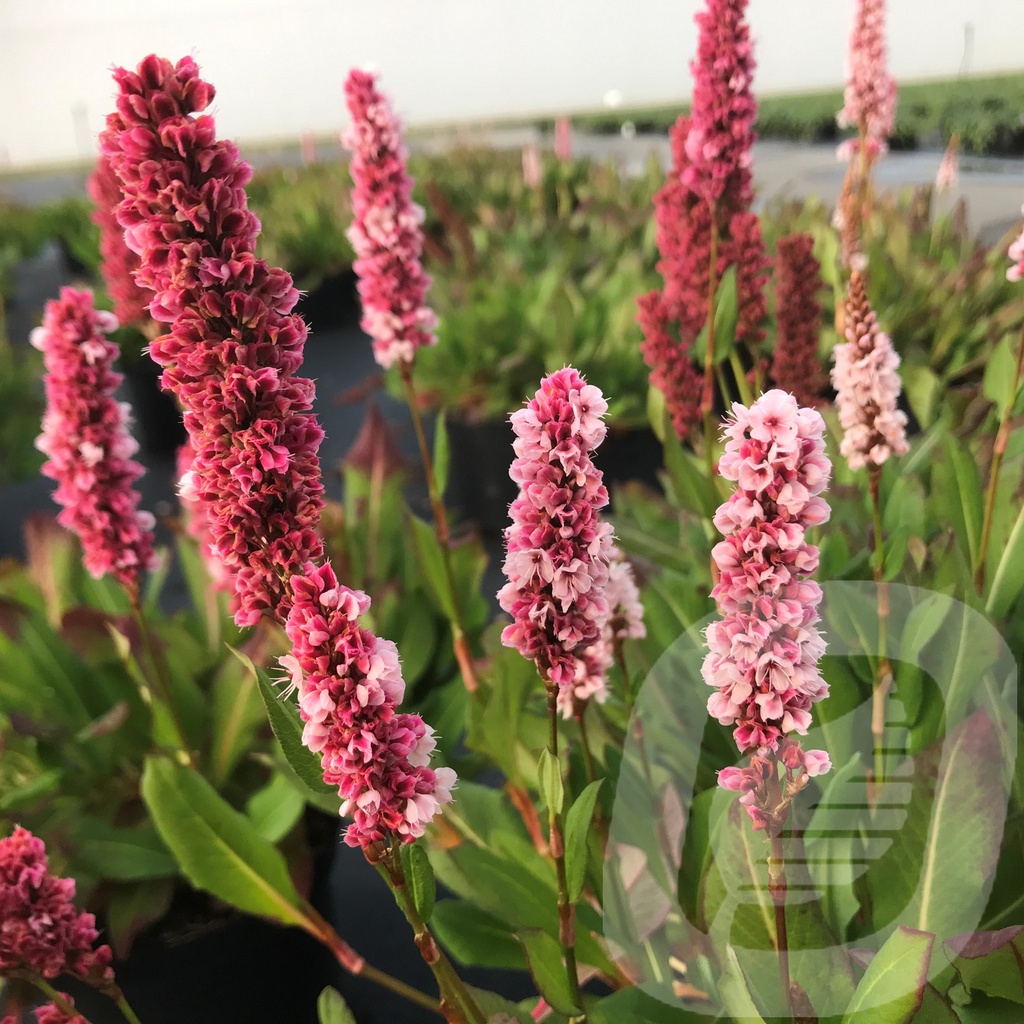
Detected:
left=400, top=842, right=436, bottom=924
left=317, top=986, right=356, bottom=1024
left=537, top=748, right=564, bottom=815
left=804, top=753, right=866, bottom=940
left=208, top=651, right=264, bottom=788
left=589, top=987, right=705, bottom=1023
left=862, top=711, right=1005, bottom=940
left=985, top=503, right=1024, bottom=619
left=718, top=944, right=766, bottom=1022
left=661, top=416, right=719, bottom=519
left=944, top=927, right=1024, bottom=1005
left=433, top=410, right=450, bottom=495
left=464, top=986, right=532, bottom=1024
left=934, top=434, right=983, bottom=571
left=233, top=647, right=335, bottom=796
left=409, top=515, right=456, bottom=619
left=516, top=928, right=580, bottom=1015
left=246, top=772, right=305, bottom=843
left=141, top=757, right=306, bottom=927
left=431, top=900, right=527, bottom=970
left=564, top=779, right=603, bottom=902
left=842, top=926, right=934, bottom=1024
left=983, top=334, right=1020, bottom=413
left=71, top=819, right=176, bottom=881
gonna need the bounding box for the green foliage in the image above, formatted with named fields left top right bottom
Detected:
left=572, top=73, right=1024, bottom=156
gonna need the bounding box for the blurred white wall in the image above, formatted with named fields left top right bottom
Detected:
left=0, top=0, right=1018, bottom=168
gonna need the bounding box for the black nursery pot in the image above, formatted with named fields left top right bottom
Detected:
left=55, top=812, right=343, bottom=1024
left=122, top=356, right=187, bottom=457
left=295, top=268, right=360, bottom=333
left=446, top=416, right=664, bottom=536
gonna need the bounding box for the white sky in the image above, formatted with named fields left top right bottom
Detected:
left=0, top=0, right=1020, bottom=167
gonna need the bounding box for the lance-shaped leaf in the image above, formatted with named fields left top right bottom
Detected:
left=862, top=710, right=1005, bottom=940
left=141, top=757, right=307, bottom=927
left=842, top=926, right=934, bottom=1024
left=231, top=647, right=335, bottom=797
left=944, top=926, right=1024, bottom=1005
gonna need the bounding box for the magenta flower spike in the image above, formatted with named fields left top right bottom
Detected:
left=102, top=55, right=325, bottom=626
left=638, top=0, right=767, bottom=441
left=770, top=233, right=826, bottom=407
left=703, top=390, right=832, bottom=832
left=31, top=287, right=156, bottom=591
left=343, top=69, right=437, bottom=371
left=86, top=155, right=150, bottom=329
left=832, top=271, right=909, bottom=471
left=684, top=0, right=758, bottom=214
left=0, top=827, right=115, bottom=993
left=499, top=368, right=615, bottom=697
left=282, top=562, right=456, bottom=850
left=837, top=0, right=897, bottom=159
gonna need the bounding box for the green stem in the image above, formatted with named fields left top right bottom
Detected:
left=115, top=996, right=145, bottom=1024
left=302, top=899, right=444, bottom=1016
left=127, top=591, right=193, bottom=763
left=400, top=364, right=479, bottom=693
left=28, top=977, right=94, bottom=1023
left=729, top=350, right=755, bottom=407
left=576, top=704, right=597, bottom=785
left=768, top=834, right=792, bottom=1018
left=374, top=854, right=486, bottom=1024
left=869, top=469, right=892, bottom=792
left=976, top=326, right=1024, bottom=592
left=546, top=687, right=587, bottom=1021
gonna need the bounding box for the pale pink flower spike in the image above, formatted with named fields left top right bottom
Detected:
left=704, top=390, right=832, bottom=833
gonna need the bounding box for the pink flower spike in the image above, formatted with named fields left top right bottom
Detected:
left=102, top=55, right=325, bottom=626
left=343, top=70, right=437, bottom=370
left=34, top=287, right=156, bottom=590
left=500, top=368, right=614, bottom=696
left=832, top=271, right=909, bottom=471
left=0, top=827, right=116, bottom=994
left=935, top=137, right=959, bottom=193
left=284, top=561, right=455, bottom=849
left=703, top=390, right=833, bottom=832
left=1007, top=207, right=1024, bottom=283
left=837, top=0, right=897, bottom=157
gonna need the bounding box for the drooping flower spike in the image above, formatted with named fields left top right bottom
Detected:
left=343, top=69, right=437, bottom=370
left=703, top=390, right=832, bottom=832
left=499, top=367, right=614, bottom=695
left=832, top=270, right=909, bottom=471
left=0, top=827, right=116, bottom=994
left=32, top=287, right=156, bottom=591
left=283, top=562, right=455, bottom=849
left=102, top=55, right=325, bottom=625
